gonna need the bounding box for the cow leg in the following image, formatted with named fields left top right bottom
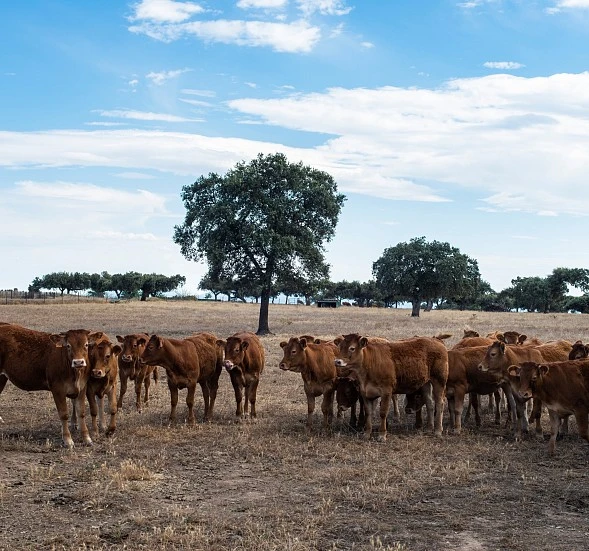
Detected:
left=391, top=394, right=400, bottom=421
left=185, top=383, right=196, bottom=425
left=548, top=409, right=561, bottom=455
left=305, top=391, right=316, bottom=430
left=493, top=390, right=502, bottom=425
left=452, top=387, right=466, bottom=435
left=415, top=407, right=423, bottom=430
left=321, top=389, right=335, bottom=430
left=486, top=393, right=494, bottom=414
left=560, top=414, right=570, bottom=437
left=88, top=392, right=99, bottom=439
left=233, top=381, right=244, bottom=419
left=143, top=369, right=152, bottom=403
left=200, top=381, right=211, bottom=422
left=363, top=397, right=375, bottom=440
left=248, top=380, right=259, bottom=419
left=105, top=386, right=117, bottom=436
left=70, top=397, right=78, bottom=431
left=377, top=394, right=391, bottom=442
left=134, top=374, right=144, bottom=413
left=206, top=376, right=220, bottom=421
left=0, top=374, right=6, bottom=422
left=52, top=391, right=75, bottom=448
left=431, top=381, right=444, bottom=437
left=117, top=373, right=128, bottom=410
left=530, top=398, right=543, bottom=435
left=423, top=385, right=435, bottom=432
left=574, top=409, right=589, bottom=446
left=357, top=398, right=366, bottom=431
left=75, top=392, right=92, bottom=446
left=503, top=385, right=521, bottom=441
left=168, top=380, right=179, bottom=425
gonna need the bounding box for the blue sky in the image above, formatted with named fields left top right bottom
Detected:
left=2, top=0, right=589, bottom=295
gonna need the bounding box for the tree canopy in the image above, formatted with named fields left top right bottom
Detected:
left=372, top=236, right=481, bottom=317
left=174, top=152, right=345, bottom=334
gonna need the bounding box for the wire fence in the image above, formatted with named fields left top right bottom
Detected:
left=0, top=290, right=107, bottom=305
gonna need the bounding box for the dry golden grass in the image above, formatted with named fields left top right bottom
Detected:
left=1, top=301, right=589, bottom=550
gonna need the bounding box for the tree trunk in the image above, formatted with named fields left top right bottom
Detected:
left=424, top=299, right=434, bottom=312
left=256, top=288, right=272, bottom=335
left=411, top=298, right=421, bottom=317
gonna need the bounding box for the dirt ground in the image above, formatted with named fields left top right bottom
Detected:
left=1, top=301, right=589, bottom=551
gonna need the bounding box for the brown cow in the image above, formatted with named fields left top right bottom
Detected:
left=116, top=333, right=158, bottom=412
left=84, top=339, right=122, bottom=437
left=531, top=340, right=573, bottom=362
left=138, top=333, right=222, bottom=424
left=569, top=340, right=589, bottom=360
left=334, top=335, right=448, bottom=441
left=0, top=324, right=102, bottom=447
left=508, top=360, right=589, bottom=455
left=217, top=332, right=265, bottom=420
left=478, top=341, right=544, bottom=439
left=452, top=336, right=494, bottom=349
left=279, top=337, right=337, bottom=430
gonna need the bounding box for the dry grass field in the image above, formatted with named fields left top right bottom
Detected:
left=1, top=300, right=589, bottom=551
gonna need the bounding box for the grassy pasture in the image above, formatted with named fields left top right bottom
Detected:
left=1, top=301, right=589, bottom=550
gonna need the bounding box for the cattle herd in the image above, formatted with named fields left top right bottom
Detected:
left=1, top=321, right=589, bottom=457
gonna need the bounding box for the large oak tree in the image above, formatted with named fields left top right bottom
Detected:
left=174, top=152, right=345, bottom=335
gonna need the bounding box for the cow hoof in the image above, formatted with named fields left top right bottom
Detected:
left=106, top=429, right=115, bottom=437
left=84, top=438, right=93, bottom=447
left=63, top=439, right=75, bottom=449
left=376, top=434, right=386, bottom=443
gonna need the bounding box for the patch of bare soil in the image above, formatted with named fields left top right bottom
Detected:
left=1, top=302, right=589, bottom=550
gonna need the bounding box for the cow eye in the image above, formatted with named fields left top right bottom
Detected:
left=349, top=347, right=355, bottom=352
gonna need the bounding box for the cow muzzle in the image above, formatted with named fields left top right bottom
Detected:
left=223, top=360, right=234, bottom=371
left=121, top=354, right=133, bottom=363
left=71, top=359, right=87, bottom=369
left=334, top=359, right=347, bottom=367
left=478, top=363, right=488, bottom=372
left=279, top=363, right=289, bottom=371
left=91, top=369, right=106, bottom=378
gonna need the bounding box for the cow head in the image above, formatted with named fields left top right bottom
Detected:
left=50, top=329, right=96, bottom=369
left=334, top=333, right=367, bottom=369
left=138, top=334, right=163, bottom=366
left=117, top=333, right=149, bottom=378
left=478, top=341, right=506, bottom=373
left=335, top=376, right=360, bottom=414
left=510, top=361, right=545, bottom=401
left=569, top=340, right=589, bottom=360
left=222, top=336, right=249, bottom=371
left=89, top=341, right=122, bottom=378
left=279, top=337, right=308, bottom=372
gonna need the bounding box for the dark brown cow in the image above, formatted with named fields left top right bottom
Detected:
left=0, top=324, right=102, bottom=447
left=403, top=382, right=434, bottom=430
left=531, top=340, right=573, bottom=362
left=335, top=375, right=365, bottom=429
left=478, top=341, right=544, bottom=439
left=279, top=337, right=337, bottom=430
left=84, top=339, right=122, bottom=437
left=116, top=333, right=158, bottom=412
left=217, top=332, right=265, bottom=420
left=334, top=335, right=448, bottom=441
left=452, top=336, right=494, bottom=350
left=508, top=360, right=589, bottom=455
left=569, top=340, right=589, bottom=360
left=138, top=333, right=222, bottom=424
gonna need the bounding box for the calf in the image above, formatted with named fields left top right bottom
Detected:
left=218, top=332, right=265, bottom=420
left=335, top=375, right=365, bottom=429
left=404, top=382, right=434, bottom=430
left=116, top=333, right=158, bottom=413
left=0, top=324, right=101, bottom=447
left=478, top=341, right=544, bottom=440
left=569, top=340, right=589, bottom=360
left=279, top=337, right=337, bottom=430
left=85, top=339, right=122, bottom=437
left=334, top=335, right=448, bottom=441
left=508, top=360, right=589, bottom=455
left=139, top=333, right=221, bottom=424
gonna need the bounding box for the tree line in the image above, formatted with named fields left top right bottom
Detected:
left=29, top=271, right=186, bottom=302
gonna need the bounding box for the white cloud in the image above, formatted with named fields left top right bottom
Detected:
left=179, top=98, right=213, bottom=107
left=296, top=0, right=352, bottom=16
left=91, top=230, right=158, bottom=240
left=550, top=0, right=589, bottom=10
left=129, top=19, right=322, bottom=53
left=361, top=41, right=374, bottom=49
left=85, top=122, right=127, bottom=126
left=114, top=171, right=156, bottom=179
left=96, top=109, right=201, bottom=122
left=129, top=79, right=139, bottom=87
left=237, top=0, right=287, bottom=8
left=484, top=61, right=525, bottom=70
left=5, top=72, right=589, bottom=214
left=130, top=0, right=204, bottom=23
left=146, top=68, right=191, bottom=85
left=181, top=88, right=216, bottom=97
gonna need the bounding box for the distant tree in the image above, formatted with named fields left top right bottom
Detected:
left=174, top=152, right=345, bottom=335
left=111, top=272, right=143, bottom=299
left=138, top=274, right=186, bottom=301
left=373, top=236, right=481, bottom=317
left=565, top=294, right=589, bottom=314
left=88, top=272, right=112, bottom=296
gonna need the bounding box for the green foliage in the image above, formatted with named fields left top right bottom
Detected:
left=174, top=152, right=345, bottom=333
left=373, top=236, right=481, bottom=316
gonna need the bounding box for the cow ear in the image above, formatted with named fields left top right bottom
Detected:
left=137, top=336, right=147, bottom=347
left=49, top=333, right=66, bottom=346
left=574, top=340, right=583, bottom=345
left=507, top=365, right=520, bottom=378
left=216, top=339, right=226, bottom=348
left=518, top=335, right=527, bottom=345
left=280, top=341, right=287, bottom=349
left=241, top=341, right=249, bottom=351
left=334, top=337, right=343, bottom=346
left=300, top=338, right=307, bottom=348
left=112, top=344, right=123, bottom=356
left=539, top=364, right=550, bottom=376
left=359, top=337, right=368, bottom=348
left=496, top=333, right=506, bottom=343
left=499, top=342, right=506, bottom=353
left=116, top=335, right=124, bottom=343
